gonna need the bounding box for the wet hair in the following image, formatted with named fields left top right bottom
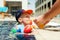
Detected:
left=15, top=9, right=24, bottom=23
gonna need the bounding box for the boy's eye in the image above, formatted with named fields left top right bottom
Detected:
left=26, top=16, right=30, bottom=18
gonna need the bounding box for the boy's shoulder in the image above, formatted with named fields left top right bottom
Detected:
left=14, top=24, right=24, bottom=29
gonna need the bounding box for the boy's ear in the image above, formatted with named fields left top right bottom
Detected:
left=18, top=18, right=22, bottom=23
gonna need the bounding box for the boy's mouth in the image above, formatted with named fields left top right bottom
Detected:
left=25, top=21, right=32, bottom=25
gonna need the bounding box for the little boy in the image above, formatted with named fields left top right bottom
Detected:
left=15, top=9, right=33, bottom=33
left=9, top=9, right=35, bottom=40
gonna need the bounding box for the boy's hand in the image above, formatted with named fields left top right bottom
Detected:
left=34, top=17, right=45, bottom=29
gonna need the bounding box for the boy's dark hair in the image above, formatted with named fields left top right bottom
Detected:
left=15, top=9, right=33, bottom=23
left=15, top=9, right=24, bottom=22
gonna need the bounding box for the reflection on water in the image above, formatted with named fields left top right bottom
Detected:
left=16, top=34, right=36, bottom=40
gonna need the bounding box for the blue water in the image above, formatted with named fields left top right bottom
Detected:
left=0, top=21, right=36, bottom=40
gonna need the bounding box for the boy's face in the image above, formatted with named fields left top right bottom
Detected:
left=18, top=13, right=32, bottom=25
